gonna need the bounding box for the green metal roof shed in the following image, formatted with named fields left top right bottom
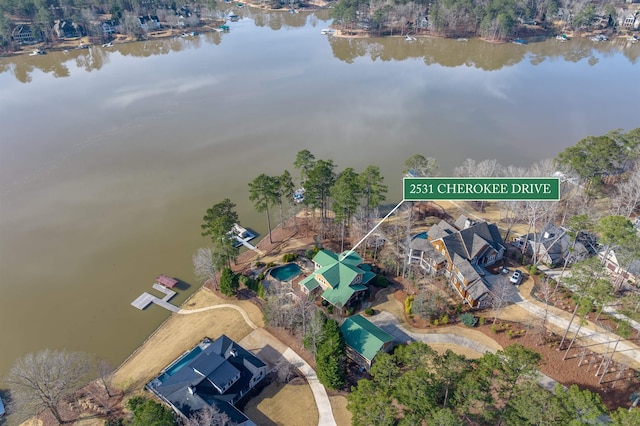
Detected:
left=340, top=315, right=394, bottom=369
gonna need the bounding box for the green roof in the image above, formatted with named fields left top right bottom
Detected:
left=300, top=275, right=320, bottom=292
left=340, top=315, right=394, bottom=362
left=313, top=249, right=363, bottom=268
left=316, top=262, right=360, bottom=289
left=309, top=250, right=373, bottom=307
left=313, top=250, right=340, bottom=267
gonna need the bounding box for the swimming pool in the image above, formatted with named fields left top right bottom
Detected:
left=164, top=346, right=203, bottom=376
left=270, top=263, right=302, bottom=282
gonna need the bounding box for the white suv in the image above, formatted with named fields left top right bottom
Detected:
left=510, top=270, right=523, bottom=285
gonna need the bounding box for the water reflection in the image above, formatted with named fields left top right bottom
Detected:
left=328, top=36, right=639, bottom=70
left=1, top=7, right=638, bottom=82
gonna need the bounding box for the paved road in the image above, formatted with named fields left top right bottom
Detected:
left=369, top=311, right=497, bottom=354
left=370, top=311, right=560, bottom=392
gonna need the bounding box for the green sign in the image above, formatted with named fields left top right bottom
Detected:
left=404, top=177, right=560, bottom=201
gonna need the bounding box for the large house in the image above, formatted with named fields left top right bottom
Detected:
left=146, top=335, right=267, bottom=425
left=599, top=248, right=640, bottom=287
left=299, top=250, right=376, bottom=310
left=340, top=315, right=394, bottom=370
left=405, top=215, right=506, bottom=308
left=138, top=15, right=161, bottom=31
left=515, top=223, right=596, bottom=267
left=11, top=25, right=39, bottom=44
left=54, top=20, right=84, bottom=38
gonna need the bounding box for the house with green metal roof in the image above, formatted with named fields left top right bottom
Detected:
left=298, top=249, right=376, bottom=310
left=340, top=315, right=394, bottom=370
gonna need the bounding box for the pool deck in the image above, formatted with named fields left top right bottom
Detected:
left=131, top=283, right=179, bottom=312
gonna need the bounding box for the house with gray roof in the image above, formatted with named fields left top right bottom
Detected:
left=599, top=248, right=640, bottom=287
left=146, top=335, right=267, bottom=425
left=516, top=223, right=596, bottom=267
left=407, top=215, right=506, bottom=308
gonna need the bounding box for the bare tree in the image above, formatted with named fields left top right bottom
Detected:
left=181, top=404, right=236, bottom=426
left=303, top=310, right=327, bottom=356
left=6, top=349, right=93, bottom=424
left=611, top=165, right=640, bottom=218
left=274, top=359, right=298, bottom=383
left=454, top=159, right=503, bottom=212
left=193, top=247, right=221, bottom=289
left=490, top=276, right=512, bottom=325
left=96, top=359, right=114, bottom=398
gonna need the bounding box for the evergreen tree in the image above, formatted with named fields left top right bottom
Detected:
left=219, top=267, right=238, bottom=296
left=315, top=319, right=346, bottom=389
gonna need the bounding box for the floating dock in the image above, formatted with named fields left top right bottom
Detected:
left=131, top=283, right=179, bottom=312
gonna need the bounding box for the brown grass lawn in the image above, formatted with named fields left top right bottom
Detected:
left=243, top=379, right=318, bottom=426
left=112, top=288, right=264, bottom=390
left=329, top=395, right=352, bottom=426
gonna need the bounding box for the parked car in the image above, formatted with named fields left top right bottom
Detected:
left=510, top=270, right=523, bottom=284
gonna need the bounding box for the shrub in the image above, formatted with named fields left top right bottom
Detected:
left=345, top=307, right=353, bottom=316
left=327, top=305, right=334, bottom=314
left=282, top=253, right=298, bottom=263
left=364, top=307, right=374, bottom=316
left=440, top=314, right=449, bottom=325
left=491, top=325, right=498, bottom=334
left=373, top=275, right=389, bottom=288
left=432, top=319, right=439, bottom=326
left=459, top=313, right=478, bottom=327
left=305, top=247, right=320, bottom=259
left=266, top=261, right=276, bottom=268
left=257, top=282, right=265, bottom=299
left=405, top=295, right=414, bottom=315
left=507, top=330, right=514, bottom=339
left=529, top=264, right=537, bottom=275
left=455, top=304, right=463, bottom=314
left=479, top=317, right=486, bottom=326
left=255, top=261, right=265, bottom=268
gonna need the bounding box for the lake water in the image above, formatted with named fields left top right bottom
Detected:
left=0, top=8, right=638, bottom=380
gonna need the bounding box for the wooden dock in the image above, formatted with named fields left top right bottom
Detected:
left=131, top=283, right=179, bottom=312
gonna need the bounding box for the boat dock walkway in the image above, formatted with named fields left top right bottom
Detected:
left=235, top=235, right=259, bottom=252
left=131, top=283, right=179, bottom=312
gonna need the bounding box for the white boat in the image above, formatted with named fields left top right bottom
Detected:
left=229, top=223, right=256, bottom=247
left=293, top=188, right=305, bottom=203
left=556, top=34, right=569, bottom=41
left=102, top=42, right=113, bottom=47
left=405, top=35, right=416, bottom=41
left=457, top=38, right=468, bottom=42
left=320, top=28, right=334, bottom=35
left=590, top=34, right=608, bottom=42
left=29, top=49, right=45, bottom=56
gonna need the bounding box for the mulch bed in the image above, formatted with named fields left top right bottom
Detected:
left=475, top=319, right=639, bottom=411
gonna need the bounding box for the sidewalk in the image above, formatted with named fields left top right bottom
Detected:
left=239, top=328, right=337, bottom=426
left=511, top=272, right=640, bottom=370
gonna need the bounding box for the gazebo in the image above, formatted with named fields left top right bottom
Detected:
left=157, top=274, right=178, bottom=288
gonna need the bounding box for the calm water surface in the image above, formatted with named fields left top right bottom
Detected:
left=1, top=9, right=639, bottom=380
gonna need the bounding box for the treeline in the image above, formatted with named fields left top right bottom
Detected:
left=331, top=0, right=626, bottom=39
left=0, top=0, right=217, bottom=48
left=347, top=341, right=638, bottom=425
